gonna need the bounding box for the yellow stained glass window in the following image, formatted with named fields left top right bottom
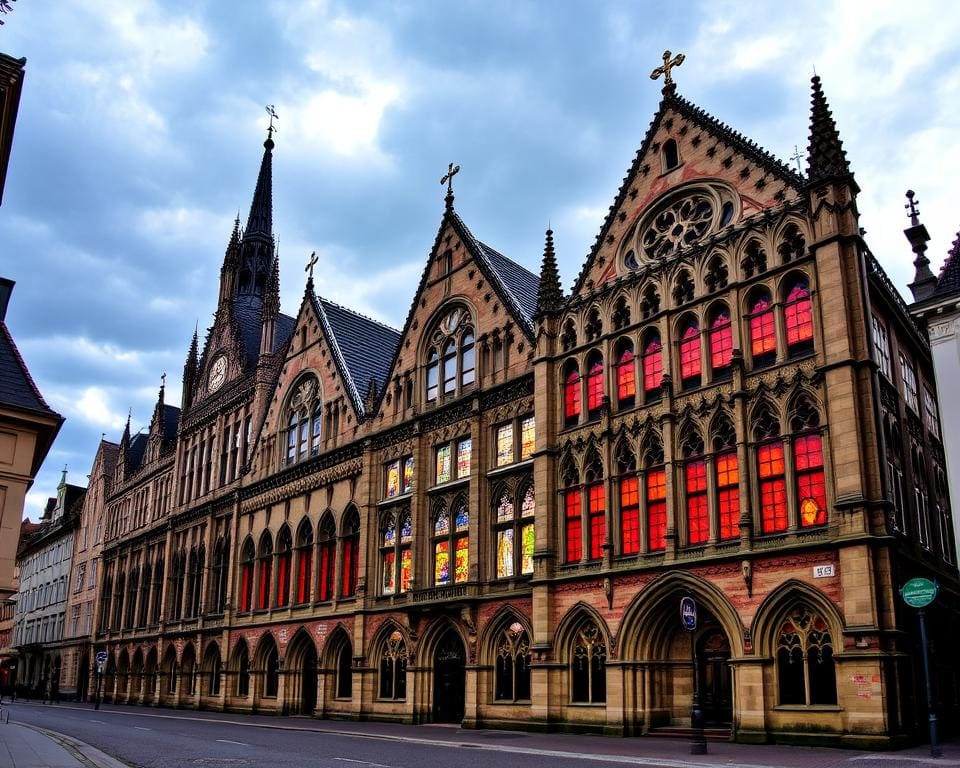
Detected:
left=436, top=445, right=451, bottom=484
left=496, top=424, right=514, bottom=466
left=497, top=529, right=514, bottom=579
left=520, top=416, right=535, bottom=460
left=456, top=438, right=472, bottom=479
left=400, top=547, right=412, bottom=592
left=455, top=536, right=469, bottom=583
left=386, top=461, right=400, bottom=498
left=435, top=541, right=449, bottom=584
left=403, top=457, right=414, bottom=493
left=382, top=551, right=396, bottom=594
left=521, top=523, right=535, bottom=575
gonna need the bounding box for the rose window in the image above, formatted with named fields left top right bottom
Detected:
left=641, top=194, right=713, bottom=260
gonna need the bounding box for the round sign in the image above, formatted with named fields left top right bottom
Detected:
left=902, top=577, right=938, bottom=608
left=95, top=651, right=108, bottom=663
left=680, top=596, right=697, bottom=631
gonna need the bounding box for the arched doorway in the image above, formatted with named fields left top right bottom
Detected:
left=432, top=628, right=465, bottom=724
left=285, top=632, right=317, bottom=715
left=696, top=629, right=732, bottom=726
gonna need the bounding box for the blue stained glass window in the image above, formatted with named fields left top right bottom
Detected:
left=435, top=508, right=450, bottom=536
left=400, top=513, right=413, bottom=543
left=383, top=521, right=396, bottom=547
left=455, top=504, right=469, bottom=532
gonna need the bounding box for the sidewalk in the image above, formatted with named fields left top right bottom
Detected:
left=0, top=720, right=128, bottom=768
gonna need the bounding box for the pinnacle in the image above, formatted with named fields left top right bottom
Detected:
left=536, top=227, right=563, bottom=315
left=245, top=134, right=274, bottom=239
left=806, top=75, right=851, bottom=184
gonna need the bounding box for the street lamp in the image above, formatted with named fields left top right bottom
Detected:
left=680, top=594, right=707, bottom=755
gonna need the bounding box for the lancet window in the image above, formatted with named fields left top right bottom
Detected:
left=571, top=620, right=606, bottom=704
left=380, top=506, right=412, bottom=595
left=432, top=499, right=470, bottom=586
left=425, top=306, right=475, bottom=402
left=379, top=630, right=407, bottom=700
left=494, top=483, right=535, bottom=579
left=495, top=621, right=531, bottom=701
left=776, top=604, right=837, bottom=706
left=284, top=375, right=322, bottom=465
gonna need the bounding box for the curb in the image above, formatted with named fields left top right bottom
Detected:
left=17, top=722, right=132, bottom=768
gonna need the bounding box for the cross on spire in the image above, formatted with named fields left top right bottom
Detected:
left=160, top=372, right=166, bottom=388
left=650, top=50, right=685, bottom=89
left=441, top=162, right=460, bottom=210
left=790, top=145, right=805, bottom=175
left=305, top=250, right=318, bottom=281
left=905, top=189, right=921, bottom=226
left=265, top=104, right=279, bottom=142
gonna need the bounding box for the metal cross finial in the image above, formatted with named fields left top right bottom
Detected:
left=905, top=190, right=921, bottom=226
left=265, top=104, right=279, bottom=140
left=441, top=162, right=460, bottom=196
left=790, top=145, right=805, bottom=175
left=305, top=250, right=318, bottom=280
left=650, top=50, right=685, bottom=88
left=160, top=372, right=166, bottom=388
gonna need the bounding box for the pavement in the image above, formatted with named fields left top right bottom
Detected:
left=1, top=699, right=959, bottom=768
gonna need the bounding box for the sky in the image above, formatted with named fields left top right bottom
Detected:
left=2, top=0, right=960, bottom=518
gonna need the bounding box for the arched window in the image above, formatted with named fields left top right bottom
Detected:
left=379, top=629, right=407, bottom=700
left=564, top=363, right=581, bottom=427
left=612, top=296, right=631, bottom=330
left=748, top=290, right=776, bottom=367
left=585, top=456, right=606, bottom=561
left=495, top=621, right=531, bottom=701
left=562, top=461, right=582, bottom=564
left=212, top=537, right=229, bottom=613
left=336, top=637, right=353, bottom=699
left=755, top=409, right=786, bottom=534
left=275, top=526, right=292, bottom=608
left=713, top=417, right=740, bottom=541
left=263, top=642, right=279, bottom=698
left=708, top=306, right=733, bottom=377
left=425, top=307, right=475, bottom=402
left=679, top=318, right=701, bottom=389
left=616, top=442, right=639, bottom=555
left=586, top=353, right=604, bottom=418
left=125, top=565, right=139, bottom=628
left=673, top=270, right=694, bottom=305
left=317, top=515, right=336, bottom=602
left=256, top=532, right=273, bottom=611
left=705, top=256, right=728, bottom=292
left=645, top=441, right=667, bottom=552
left=662, top=138, right=680, bottom=171
left=682, top=429, right=708, bottom=545
left=571, top=621, right=606, bottom=704
left=235, top=643, right=250, bottom=697
left=776, top=604, right=836, bottom=705
left=792, top=401, right=826, bottom=527
left=138, top=561, right=151, bottom=626
left=640, top=284, right=660, bottom=319
left=561, top=319, right=577, bottom=351
left=239, top=538, right=254, bottom=613
left=495, top=485, right=535, bottom=579
left=380, top=507, right=412, bottom=595
left=784, top=278, right=814, bottom=355
left=742, top=240, right=767, bottom=278
left=778, top=223, right=806, bottom=264
left=340, top=507, right=360, bottom=598
left=642, top=332, right=663, bottom=399
left=433, top=500, right=469, bottom=586
left=585, top=307, right=602, bottom=342
left=284, top=376, right=322, bottom=465
left=295, top=521, right=313, bottom=605
left=615, top=341, right=636, bottom=409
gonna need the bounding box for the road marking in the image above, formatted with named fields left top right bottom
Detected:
left=133, top=726, right=152, bottom=731
left=216, top=739, right=249, bottom=746
left=88, top=719, right=105, bottom=724
left=333, top=759, right=392, bottom=768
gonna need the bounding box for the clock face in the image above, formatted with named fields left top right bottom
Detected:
left=209, top=355, right=227, bottom=392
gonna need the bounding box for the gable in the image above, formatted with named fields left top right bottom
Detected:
left=573, top=90, right=805, bottom=296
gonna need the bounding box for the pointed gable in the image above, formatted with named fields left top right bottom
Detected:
left=573, top=88, right=805, bottom=295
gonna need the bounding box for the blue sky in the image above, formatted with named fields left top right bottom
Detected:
left=3, top=0, right=960, bottom=517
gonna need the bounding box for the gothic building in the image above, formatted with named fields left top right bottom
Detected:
left=87, top=73, right=959, bottom=747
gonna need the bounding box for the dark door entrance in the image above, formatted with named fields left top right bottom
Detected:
left=299, top=645, right=317, bottom=714
left=697, top=630, right=732, bottom=726
left=432, top=629, right=465, bottom=723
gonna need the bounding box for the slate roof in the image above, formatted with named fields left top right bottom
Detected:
left=162, top=404, right=180, bottom=440
left=232, top=299, right=296, bottom=368
left=316, top=296, right=401, bottom=415
left=0, top=319, right=59, bottom=417
left=934, top=231, right=960, bottom=298
left=478, top=243, right=540, bottom=325
left=127, top=433, right=148, bottom=472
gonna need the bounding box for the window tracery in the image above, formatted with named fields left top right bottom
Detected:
left=433, top=499, right=470, bottom=586
left=705, top=256, right=728, bottom=292
left=285, top=375, right=322, bottom=465
left=379, top=629, right=407, bottom=700
left=585, top=308, right=602, bottom=342
left=640, top=285, right=661, bottom=319
left=380, top=507, right=412, bottom=595
left=571, top=621, right=606, bottom=703
left=778, top=223, right=806, bottom=264
left=495, top=621, right=531, bottom=701
left=776, top=604, right=837, bottom=706
left=495, top=484, right=535, bottom=579
left=741, top=240, right=767, bottom=279
left=673, top=270, right=694, bottom=305
left=612, top=296, right=631, bottom=330
left=425, top=307, right=475, bottom=402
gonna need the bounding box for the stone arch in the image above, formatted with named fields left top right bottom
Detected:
left=553, top=602, right=612, bottom=659
left=254, top=631, right=280, bottom=702
left=776, top=267, right=813, bottom=303
left=200, top=640, right=221, bottom=697
left=322, top=624, right=354, bottom=702
left=161, top=643, right=178, bottom=698
left=415, top=616, right=470, bottom=668
left=117, top=648, right=131, bottom=697
left=143, top=646, right=158, bottom=698
left=478, top=605, right=532, bottom=665
left=284, top=628, right=318, bottom=715
left=230, top=637, right=251, bottom=698
left=774, top=217, right=808, bottom=264
left=180, top=642, right=197, bottom=697
left=751, top=579, right=844, bottom=656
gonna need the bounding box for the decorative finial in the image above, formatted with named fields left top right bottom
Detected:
left=305, top=251, right=318, bottom=282
left=441, top=162, right=460, bottom=210
left=790, top=145, right=804, bottom=175
left=905, top=189, right=920, bottom=226
left=265, top=104, right=278, bottom=145
left=160, top=372, right=167, bottom=389
left=650, top=50, right=685, bottom=89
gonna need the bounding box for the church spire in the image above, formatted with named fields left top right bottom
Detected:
left=245, top=130, right=274, bottom=240
left=905, top=190, right=936, bottom=302
left=806, top=75, right=854, bottom=185
left=182, top=326, right=199, bottom=412
left=234, top=123, right=277, bottom=305
left=259, top=255, right=280, bottom=357
left=218, top=215, right=241, bottom=306
left=536, top=227, right=563, bottom=316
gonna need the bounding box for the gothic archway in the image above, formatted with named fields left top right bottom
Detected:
left=285, top=630, right=318, bottom=715
left=432, top=627, right=466, bottom=724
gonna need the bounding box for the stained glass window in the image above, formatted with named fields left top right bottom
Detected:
left=564, top=368, right=581, bottom=424
left=435, top=541, right=450, bottom=584
left=646, top=468, right=667, bottom=551
left=455, top=536, right=469, bottom=583
left=455, top=503, right=469, bottom=531
left=386, top=461, right=400, bottom=498
left=436, top=445, right=451, bottom=484
left=642, top=336, right=663, bottom=395
left=795, top=434, right=826, bottom=527
left=521, top=523, right=534, bottom=575
left=520, top=417, right=535, bottom=460
left=456, top=438, right=472, bottom=478
left=759, top=441, right=787, bottom=533
left=716, top=451, right=739, bottom=540
left=434, top=503, right=468, bottom=586
left=709, top=309, right=733, bottom=371
left=620, top=476, right=640, bottom=555
left=750, top=294, right=776, bottom=360
left=435, top=507, right=450, bottom=536
left=497, top=423, right=514, bottom=466
left=617, top=346, right=636, bottom=405
left=565, top=490, right=582, bottom=563
left=588, top=484, right=605, bottom=560
left=403, top=457, right=414, bottom=493
left=497, top=529, right=514, bottom=579
left=587, top=358, right=604, bottom=414
left=785, top=280, right=813, bottom=349
left=680, top=321, right=701, bottom=384
left=399, top=547, right=412, bottom=592
left=686, top=460, right=708, bottom=545
left=382, top=551, right=396, bottom=594
left=497, top=493, right=514, bottom=522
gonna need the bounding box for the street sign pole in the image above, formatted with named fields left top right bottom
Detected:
left=680, top=595, right=707, bottom=755
left=900, top=578, right=939, bottom=758
left=94, top=652, right=106, bottom=711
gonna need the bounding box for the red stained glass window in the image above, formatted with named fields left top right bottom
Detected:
left=257, top=558, right=271, bottom=610
left=794, top=434, right=826, bottom=526
left=785, top=282, right=813, bottom=347
left=686, top=460, right=709, bottom=544
left=588, top=483, right=606, bottom=560
left=587, top=359, right=604, bottom=413
left=617, top=347, right=636, bottom=404
left=709, top=310, right=733, bottom=370
left=642, top=337, right=663, bottom=394
left=341, top=534, right=358, bottom=598
left=749, top=295, right=776, bottom=358
left=296, top=547, right=312, bottom=604
left=565, top=490, right=582, bottom=563
left=276, top=551, right=291, bottom=607
left=715, top=451, right=740, bottom=540
left=564, top=369, right=581, bottom=421
left=646, top=468, right=667, bottom=551
left=758, top=441, right=787, bottom=533
left=239, top=562, right=253, bottom=613
left=680, top=322, right=701, bottom=382
left=620, top=476, right=640, bottom=555
left=318, top=537, right=335, bottom=601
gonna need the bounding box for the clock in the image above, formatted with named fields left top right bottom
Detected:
left=208, top=355, right=227, bottom=392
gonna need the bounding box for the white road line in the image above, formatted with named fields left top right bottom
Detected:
left=333, top=759, right=392, bottom=768
left=215, top=739, right=249, bottom=746
left=88, top=719, right=105, bottom=724
left=133, top=726, right=152, bottom=731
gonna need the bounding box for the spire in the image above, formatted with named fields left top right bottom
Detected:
left=182, top=326, right=199, bottom=412
left=935, top=231, right=960, bottom=300
left=806, top=75, right=853, bottom=185
left=263, top=255, right=280, bottom=320
left=245, top=131, right=274, bottom=240
left=121, top=410, right=131, bottom=449
left=535, top=227, right=563, bottom=316
left=904, top=190, right=936, bottom=302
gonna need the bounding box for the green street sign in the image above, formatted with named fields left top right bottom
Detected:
left=902, top=578, right=938, bottom=608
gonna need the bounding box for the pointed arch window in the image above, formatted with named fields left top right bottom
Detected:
left=380, top=507, right=412, bottom=595
left=615, top=341, right=636, bottom=408
left=235, top=643, right=250, bottom=697
left=679, top=318, right=701, bottom=389
left=379, top=630, right=407, bottom=700
left=336, top=637, right=353, bottom=699
left=284, top=376, right=322, bottom=465
left=642, top=333, right=663, bottom=399
left=784, top=278, right=814, bottom=354
left=211, top=537, right=229, bottom=614
left=256, top=532, right=273, bottom=611
left=495, top=621, right=531, bottom=701
left=793, top=402, right=826, bottom=528
left=713, top=419, right=740, bottom=541
left=586, top=353, right=604, bottom=418
left=340, top=507, right=360, bottom=598
left=616, top=443, right=639, bottom=555
left=748, top=290, right=776, bottom=367
left=263, top=643, right=279, bottom=698
left=275, top=527, right=292, bottom=608
left=425, top=307, right=475, bottom=402
left=708, top=306, right=733, bottom=376
left=682, top=431, right=708, bottom=545
left=586, top=458, right=606, bottom=561
left=571, top=621, right=606, bottom=704
left=755, top=411, right=787, bottom=534
left=433, top=500, right=469, bottom=586
left=239, top=538, right=254, bottom=613
left=645, top=443, right=667, bottom=552
left=295, top=521, right=313, bottom=605
left=563, top=463, right=582, bottom=564
left=495, top=484, right=535, bottom=579
left=564, top=363, right=581, bottom=427
left=776, top=604, right=837, bottom=705
left=317, top=516, right=336, bottom=602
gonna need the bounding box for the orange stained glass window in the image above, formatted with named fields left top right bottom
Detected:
left=454, top=536, right=469, bottom=583
left=709, top=310, right=733, bottom=370
left=341, top=533, right=358, bottom=598
left=680, top=323, right=701, bottom=381
left=436, top=445, right=451, bottom=484
left=686, top=460, right=709, bottom=545
left=587, top=359, right=604, bottom=413
left=382, top=550, right=396, bottom=594
left=620, top=476, right=640, bottom=555
left=646, top=468, right=667, bottom=551
left=785, top=282, right=813, bottom=346
left=749, top=295, right=776, bottom=357
left=318, top=537, right=335, bottom=602
left=588, top=483, right=606, bottom=560
left=276, top=551, right=291, bottom=607
left=399, top=547, right=412, bottom=592
left=296, top=548, right=312, bottom=604
left=434, top=540, right=450, bottom=584
left=386, top=460, right=400, bottom=498
left=715, top=451, right=740, bottom=540
left=642, top=338, right=663, bottom=393
left=564, top=369, right=581, bottom=420
left=565, top=490, right=582, bottom=563
left=520, top=417, right=535, bottom=460
left=617, top=348, right=636, bottom=404
left=794, top=434, right=826, bottom=526
left=496, top=423, right=514, bottom=466
left=758, top=441, right=787, bottom=533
